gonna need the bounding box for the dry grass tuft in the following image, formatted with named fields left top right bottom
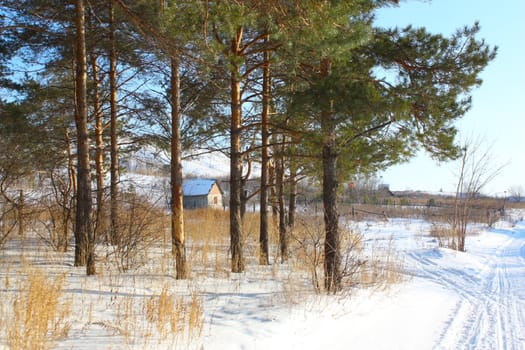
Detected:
left=430, top=223, right=455, bottom=249
left=144, top=285, right=180, bottom=339
left=185, top=209, right=229, bottom=243
left=5, top=268, right=71, bottom=350
left=289, top=217, right=325, bottom=293
left=286, top=216, right=406, bottom=295
left=143, top=285, right=204, bottom=343
left=187, top=291, right=204, bottom=339
left=357, top=235, right=406, bottom=290
left=0, top=204, right=412, bottom=349
left=185, top=209, right=231, bottom=277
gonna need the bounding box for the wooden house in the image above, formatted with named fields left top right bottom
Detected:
left=182, top=179, right=223, bottom=209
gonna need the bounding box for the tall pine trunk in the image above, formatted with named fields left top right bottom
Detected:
left=320, top=58, right=340, bottom=292
left=287, top=139, right=298, bottom=232
left=170, top=57, right=186, bottom=279
left=109, top=0, right=119, bottom=246
left=259, top=33, right=270, bottom=265
left=269, top=135, right=279, bottom=233
left=74, top=0, right=96, bottom=275
left=229, top=27, right=245, bottom=273
left=62, top=129, right=75, bottom=253
left=276, top=140, right=288, bottom=263
left=322, top=133, right=340, bottom=292
left=90, top=53, right=105, bottom=242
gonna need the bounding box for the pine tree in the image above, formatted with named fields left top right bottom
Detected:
left=263, top=0, right=495, bottom=293
left=259, top=32, right=271, bottom=265
left=73, top=0, right=96, bottom=275
left=202, top=1, right=268, bottom=272
left=108, top=0, right=120, bottom=247
left=113, top=0, right=210, bottom=278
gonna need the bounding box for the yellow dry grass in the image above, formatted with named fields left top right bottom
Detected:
left=143, top=284, right=204, bottom=343
left=5, top=267, right=71, bottom=350
left=0, top=206, right=407, bottom=349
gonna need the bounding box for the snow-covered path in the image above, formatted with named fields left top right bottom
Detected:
left=407, top=222, right=525, bottom=350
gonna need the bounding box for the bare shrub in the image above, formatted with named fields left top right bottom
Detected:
left=109, top=192, right=167, bottom=272
left=290, top=217, right=325, bottom=293
left=339, top=225, right=367, bottom=289
left=290, top=217, right=366, bottom=294
left=452, top=137, right=505, bottom=251
left=429, top=224, right=455, bottom=249
left=41, top=170, right=75, bottom=252
left=241, top=212, right=261, bottom=262
left=0, top=190, right=24, bottom=248
left=35, top=196, right=73, bottom=252
left=358, top=234, right=405, bottom=290
left=0, top=198, right=17, bottom=248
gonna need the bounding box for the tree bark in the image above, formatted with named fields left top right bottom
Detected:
left=17, top=190, right=24, bottom=237
left=259, top=33, right=270, bottom=265
left=74, top=0, right=96, bottom=275
left=109, top=0, right=119, bottom=246
left=229, top=27, right=245, bottom=273
left=276, top=140, right=288, bottom=263
left=240, top=181, right=247, bottom=219
left=323, top=134, right=340, bottom=292
left=320, top=58, right=340, bottom=292
left=66, top=129, right=77, bottom=195
left=63, top=129, right=75, bottom=252
left=91, top=52, right=105, bottom=243
left=287, top=140, right=298, bottom=231
left=170, top=57, right=187, bottom=279
left=269, top=135, right=278, bottom=232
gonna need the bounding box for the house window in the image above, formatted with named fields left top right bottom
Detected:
left=213, top=196, right=218, bottom=205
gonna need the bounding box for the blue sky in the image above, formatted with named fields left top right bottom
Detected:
left=374, top=0, right=525, bottom=195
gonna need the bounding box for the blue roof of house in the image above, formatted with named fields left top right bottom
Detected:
left=182, top=179, right=217, bottom=197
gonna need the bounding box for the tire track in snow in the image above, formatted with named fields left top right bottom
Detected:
left=447, top=238, right=525, bottom=350
left=407, top=232, right=525, bottom=350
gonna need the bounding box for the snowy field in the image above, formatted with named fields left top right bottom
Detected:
left=1, top=211, right=524, bottom=349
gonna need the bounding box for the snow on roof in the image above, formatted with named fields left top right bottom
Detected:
left=182, top=179, right=217, bottom=197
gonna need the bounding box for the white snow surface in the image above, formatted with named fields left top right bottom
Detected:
left=123, top=144, right=256, bottom=180
left=2, top=213, right=525, bottom=349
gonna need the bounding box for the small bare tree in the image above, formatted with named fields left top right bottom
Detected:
left=291, top=217, right=365, bottom=294
left=507, top=185, right=524, bottom=202
left=37, top=169, right=75, bottom=252
left=453, top=136, right=505, bottom=252
left=291, top=217, right=325, bottom=293
left=0, top=190, right=20, bottom=248
left=0, top=145, right=31, bottom=247
left=110, top=192, right=165, bottom=272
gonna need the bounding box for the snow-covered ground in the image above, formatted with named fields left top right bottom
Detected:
left=1, top=212, right=524, bottom=349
